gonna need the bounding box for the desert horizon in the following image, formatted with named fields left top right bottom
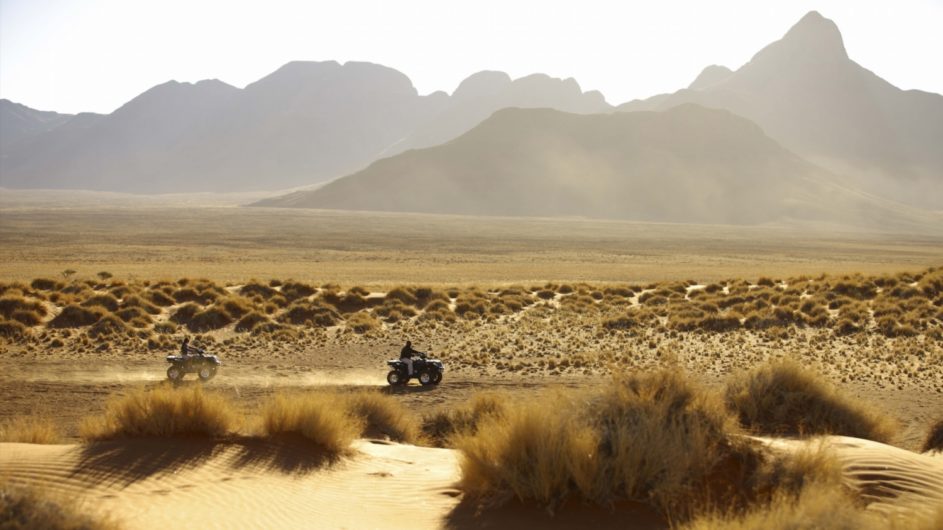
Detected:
left=2, top=2, right=942, bottom=529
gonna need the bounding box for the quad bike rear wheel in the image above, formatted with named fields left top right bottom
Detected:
left=387, top=370, right=406, bottom=386
left=167, top=365, right=183, bottom=381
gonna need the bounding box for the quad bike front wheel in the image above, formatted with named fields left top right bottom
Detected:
left=198, top=366, right=217, bottom=382
left=431, top=371, right=442, bottom=385
left=418, top=371, right=435, bottom=386
left=387, top=370, right=406, bottom=386
left=167, top=365, right=183, bottom=381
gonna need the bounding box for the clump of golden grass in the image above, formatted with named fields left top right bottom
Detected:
left=456, top=368, right=747, bottom=516
left=0, top=416, right=61, bottom=444
left=87, top=314, right=131, bottom=338
left=342, top=390, right=420, bottom=443
left=80, top=293, right=120, bottom=312
left=724, top=359, right=896, bottom=442
left=186, top=306, right=234, bottom=332
left=0, top=296, right=47, bottom=319
left=0, top=478, right=122, bottom=530
left=680, top=482, right=871, bottom=530
left=48, top=305, right=103, bottom=328
left=923, top=419, right=943, bottom=453
left=0, top=318, right=29, bottom=337
left=235, top=311, right=270, bottom=333
left=346, top=311, right=380, bottom=333
left=421, top=392, right=507, bottom=447
left=279, top=301, right=340, bottom=327
left=258, top=393, right=362, bottom=455
left=80, top=385, right=236, bottom=440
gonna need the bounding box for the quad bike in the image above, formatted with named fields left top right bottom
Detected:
left=386, top=352, right=444, bottom=386
left=165, top=347, right=221, bottom=382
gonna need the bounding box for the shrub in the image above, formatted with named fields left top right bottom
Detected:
left=342, top=390, right=420, bottom=443
left=680, top=483, right=872, bottom=530
left=346, top=311, right=380, bottom=334
left=259, top=393, right=361, bottom=455
left=279, top=302, right=341, bottom=327
left=235, top=311, right=270, bottom=333
left=0, top=318, right=29, bottom=337
left=0, top=416, right=61, bottom=444
left=170, top=302, right=201, bottom=325
left=146, top=289, right=176, bottom=307
left=80, top=293, right=120, bottom=312
left=120, top=295, right=161, bottom=315
left=320, top=292, right=373, bottom=313
left=385, top=287, right=418, bottom=306
left=30, top=278, right=62, bottom=291
left=0, top=479, right=121, bottom=530
left=80, top=385, right=236, bottom=439
left=10, top=309, right=43, bottom=326
left=724, top=359, right=896, bottom=442
left=187, top=307, right=233, bottom=332
left=280, top=281, right=316, bottom=301
left=113, top=307, right=151, bottom=324
left=240, top=282, right=278, bottom=299
left=154, top=322, right=177, bottom=334
left=0, top=296, right=47, bottom=319
left=173, top=287, right=216, bottom=305
left=923, top=419, right=943, bottom=453
left=220, top=297, right=253, bottom=319
left=88, top=314, right=131, bottom=337
left=422, top=392, right=507, bottom=447
left=48, top=305, right=104, bottom=328
left=457, top=368, right=747, bottom=516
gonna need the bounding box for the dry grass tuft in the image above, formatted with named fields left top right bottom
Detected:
left=346, top=311, right=380, bottom=333
left=724, top=359, right=896, bottom=442
left=421, top=392, right=507, bottom=447
left=923, top=418, right=943, bottom=453
left=0, top=416, right=61, bottom=444
left=680, top=483, right=871, bottom=530
left=457, top=368, right=746, bottom=515
left=342, top=390, right=420, bottom=443
left=0, top=478, right=122, bottom=530
left=48, top=305, right=103, bottom=328
left=80, top=385, right=236, bottom=440
left=258, top=393, right=362, bottom=455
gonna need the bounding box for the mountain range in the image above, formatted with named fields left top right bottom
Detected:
left=1, top=11, right=940, bottom=227
left=0, top=63, right=606, bottom=193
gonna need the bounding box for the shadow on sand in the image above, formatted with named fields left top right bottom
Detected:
left=442, top=497, right=666, bottom=530
left=72, top=435, right=340, bottom=486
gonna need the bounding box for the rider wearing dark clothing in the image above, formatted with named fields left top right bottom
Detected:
left=401, top=341, right=420, bottom=358
left=401, top=341, right=421, bottom=375
left=181, top=337, right=203, bottom=357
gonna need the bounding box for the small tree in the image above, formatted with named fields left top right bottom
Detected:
left=97, top=271, right=113, bottom=281
left=62, top=269, right=77, bottom=280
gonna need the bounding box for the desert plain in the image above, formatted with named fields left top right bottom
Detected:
left=1, top=200, right=942, bottom=529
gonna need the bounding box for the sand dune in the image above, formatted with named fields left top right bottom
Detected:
left=0, top=438, right=460, bottom=530
left=2, top=435, right=941, bottom=529
left=761, top=436, right=943, bottom=519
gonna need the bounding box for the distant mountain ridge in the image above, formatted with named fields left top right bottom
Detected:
left=618, top=11, right=943, bottom=208
left=0, top=62, right=607, bottom=193
left=255, top=104, right=935, bottom=231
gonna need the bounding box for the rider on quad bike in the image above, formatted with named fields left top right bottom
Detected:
left=166, top=336, right=219, bottom=382
left=387, top=341, right=444, bottom=386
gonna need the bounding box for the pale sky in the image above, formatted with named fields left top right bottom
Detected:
left=1, top=0, right=941, bottom=114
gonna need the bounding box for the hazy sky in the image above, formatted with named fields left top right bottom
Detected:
left=1, top=0, right=941, bottom=114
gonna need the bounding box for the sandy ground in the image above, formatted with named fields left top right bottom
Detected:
left=1, top=434, right=940, bottom=529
